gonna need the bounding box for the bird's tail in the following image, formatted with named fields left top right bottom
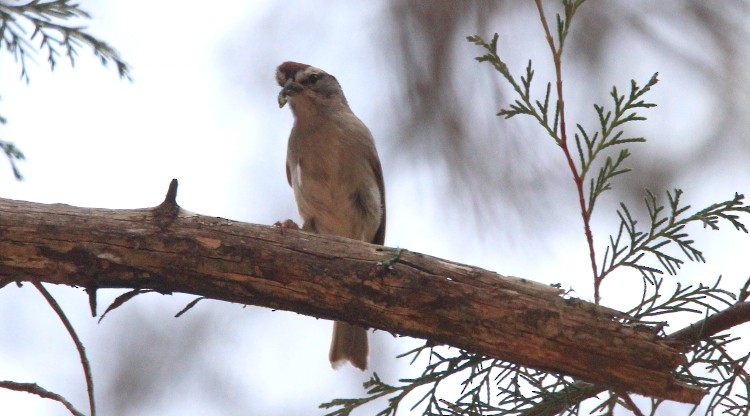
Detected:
left=329, top=321, right=368, bottom=371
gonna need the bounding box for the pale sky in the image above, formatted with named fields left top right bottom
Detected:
left=1, top=1, right=749, bottom=415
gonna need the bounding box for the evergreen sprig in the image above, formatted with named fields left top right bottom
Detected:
left=321, top=345, right=583, bottom=416
left=0, top=99, right=24, bottom=179
left=467, top=35, right=560, bottom=143
left=321, top=347, right=485, bottom=416
left=678, top=337, right=750, bottom=416
left=0, top=139, right=24, bottom=180
left=602, top=190, right=749, bottom=284
left=626, top=276, right=735, bottom=324
left=0, top=0, right=131, bottom=180
left=467, top=34, right=658, bottom=227
left=0, top=0, right=131, bottom=82
left=578, top=74, right=657, bottom=216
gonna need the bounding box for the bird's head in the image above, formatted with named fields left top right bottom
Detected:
left=276, top=62, right=348, bottom=116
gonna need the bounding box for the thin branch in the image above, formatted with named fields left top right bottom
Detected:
left=175, top=296, right=206, bottom=318
left=521, top=301, right=750, bottom=415
left=619, top=393, right=646, bottom=416
left=0, top=381, right=86, bottom=416
left=669, top=302, right=750, bottom=348
left=32, top=281, right=95, bottom=416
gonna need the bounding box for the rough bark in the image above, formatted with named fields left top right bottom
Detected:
left=0, top=181, right=704, bottom=403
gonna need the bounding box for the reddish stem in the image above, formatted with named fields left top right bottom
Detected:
left=535, top=0, right=600, bottom=303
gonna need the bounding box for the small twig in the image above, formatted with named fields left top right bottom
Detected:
left=86, top=284, right=97, bottom=317
left=0, top=381, right=86, bottom=416
left=163, top=178, right=178, bottom=205
left=152, top=179, right=180, bottom=229
left=619, top=392, right=645, bottom=416
left=380, top=248, right=405, bottom=268
left=713, top=342, right=750, bottom=380
left=175, top=296, right=206, bottom=318
left=737, top=276, right=750, bottom=303
left=98, top=289, right=154, bottom=323
left=32, top=281, right=95, bottom=416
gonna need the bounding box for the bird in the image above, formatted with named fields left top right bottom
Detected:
left=275, top=61, right=386, bottom=371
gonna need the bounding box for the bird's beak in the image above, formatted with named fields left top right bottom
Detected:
left=278, top=80, right=303, bottom=108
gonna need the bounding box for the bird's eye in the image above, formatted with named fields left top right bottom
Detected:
left=303, top=74, right=321, bottom=85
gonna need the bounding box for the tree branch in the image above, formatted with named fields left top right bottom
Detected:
left=669, top=301, right=750, bottom=347
left=0, top=381, right=86, bottom=416
left=0, top=181, right=704, bottom=403
left=520, top=300, right=750, bottom=415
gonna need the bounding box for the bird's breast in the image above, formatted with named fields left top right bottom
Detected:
left=288, top=149, right=380, bottom=242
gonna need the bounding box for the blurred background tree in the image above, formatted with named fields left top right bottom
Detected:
left=0, top=1, right=748, bottom=415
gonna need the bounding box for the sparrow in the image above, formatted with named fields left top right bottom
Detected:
left=276, top=61, right=386, bottom=371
